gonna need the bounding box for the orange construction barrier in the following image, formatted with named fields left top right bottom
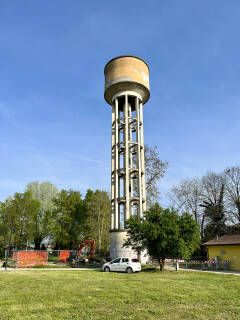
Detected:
left=59, top=250, right=70, bottom=263
left=17, top=251, right=48, bottom=268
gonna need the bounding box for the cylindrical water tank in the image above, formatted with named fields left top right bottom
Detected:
left=104, top=55, right=150, bottom=105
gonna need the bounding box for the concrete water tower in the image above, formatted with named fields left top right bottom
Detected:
left=104, top=55, right=150, bottom=259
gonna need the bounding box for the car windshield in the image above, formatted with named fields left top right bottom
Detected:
left=111, top=258, right=121, bottom=263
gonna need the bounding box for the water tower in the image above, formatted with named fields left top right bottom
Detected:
left=104, top=55, right=150, bottom=259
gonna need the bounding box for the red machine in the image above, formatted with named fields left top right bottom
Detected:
left=77, top=240, right=95, bottom=259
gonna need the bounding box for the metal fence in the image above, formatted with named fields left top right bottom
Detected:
left=150, top=258, right=232, bottom=271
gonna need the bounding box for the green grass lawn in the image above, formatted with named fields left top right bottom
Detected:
left=0, top=270, right=239, bottom=320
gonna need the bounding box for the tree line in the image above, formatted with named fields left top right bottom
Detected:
left=0, top=182, right=111, bottom=257
left=123, top=166, right=240, bottom=269
left=1, top=152, right=238, bottom=263
left=0, top=145, right=167, bottom=258
left=169, top=166, right=240, bottom=241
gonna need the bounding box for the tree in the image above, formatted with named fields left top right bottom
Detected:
left=224, top=166, right=240, bottom=223
left=201, top=172, right=225, bottom=203
left=25, top=181, right=58, bottom=249
left=52, top=189, right=86, bottom=249
left=0, top=203, right=8, bottom=258
left=169, top=171, right=230, bottom=240
left=200, top=172, right=227, bottom=240
left=0, top=192, right=40, bottom=269
left=84, top=189, right=111, bottom=253
left=201, top=182, right=227, bottom=241
left=178, top=212, right=202, bottom=258
left=169, top=178, right=204, bottom=236
left=144, top=145, right=168, bottom=206
left=0, top=192, right=40, bottom=250
left=123, top=204, right=200, bottom=270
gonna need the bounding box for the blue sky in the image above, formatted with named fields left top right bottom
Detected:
left=0, top=0, right=240, bottom=205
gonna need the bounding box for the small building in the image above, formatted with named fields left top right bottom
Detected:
left=202, top=234, right=240, bottom=271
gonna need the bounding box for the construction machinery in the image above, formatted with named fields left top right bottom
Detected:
left=77, top=240, right=95, bottom=260
left=67, top=240, right=96, bottom=266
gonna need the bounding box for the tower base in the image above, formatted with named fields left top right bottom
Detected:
left=110, top=231, right=133, bottom=260
left=110, top=231, right=149, bottom=264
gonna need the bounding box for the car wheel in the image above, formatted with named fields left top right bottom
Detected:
left=126, top=267, right=133, bottom=274
left=104, top=266, right=110, bottom=272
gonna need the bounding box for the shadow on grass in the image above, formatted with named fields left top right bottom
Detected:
left=31, top=264, right=72, bottom=269
left=71, top=265, right=100, bottom=269
left=141, top=267, right=161, bottom=273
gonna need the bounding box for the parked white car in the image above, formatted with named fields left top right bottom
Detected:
left=102, top=257, right=141, bottom=273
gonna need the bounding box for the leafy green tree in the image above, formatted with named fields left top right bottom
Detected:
left=0, top=191, right=40, bottom=268
left=178, top=212, right=202, bottom=257
left=0, top=203, right=8, bottom=258
left=123, top=204, right=200, bottom=270
left=25, top=181, right=58, bottom=249
left=13, top=192, right=40, bottom=248
left=84, top=189, right=110, bottom=253
left=52, top=189, right=86, bottom=249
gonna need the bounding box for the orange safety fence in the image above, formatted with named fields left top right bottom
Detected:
left=17, top=251, right=48, bottom=268
left=59, top=250, right=70, bottom=263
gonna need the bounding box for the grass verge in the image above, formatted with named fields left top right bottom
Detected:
left=0, top=270, right=239, bottom=319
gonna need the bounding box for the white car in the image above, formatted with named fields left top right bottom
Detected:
left=102, top=257, right=141, bottom=273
